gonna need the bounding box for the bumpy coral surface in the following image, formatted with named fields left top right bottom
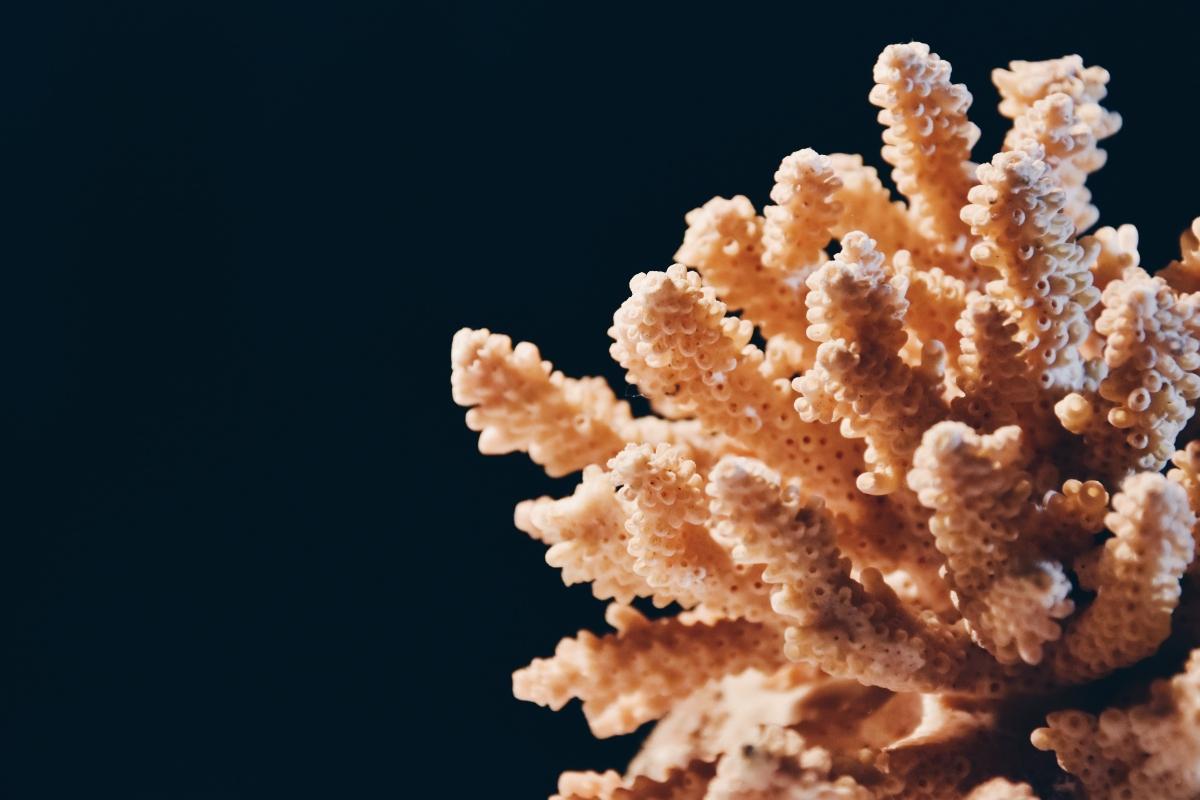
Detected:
left=452, top=42, right=1200, bottom=799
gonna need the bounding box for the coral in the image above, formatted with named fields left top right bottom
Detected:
left=1054, top=269, right=1200, bottom=484
left=869, top=42, right=979, bottom=278
left=993, top=55, right=1120, bottom=234
left=1034, top=649, right=1200, bottom=798
left=794, top=232, right=948, bottom=496
left=452, top=42, right=1200, bottom=799
left=1159, top=217, right=1200, bottom=294
left=1084, top=224, right=1139, bottom=291
left=960, top=144, right=1100, bottom=395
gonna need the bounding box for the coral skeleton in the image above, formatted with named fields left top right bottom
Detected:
left=452, top=42, right=1200, bottom=798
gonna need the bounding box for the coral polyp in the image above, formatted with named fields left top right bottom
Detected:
left=452, top=41, right=1200, bottom=799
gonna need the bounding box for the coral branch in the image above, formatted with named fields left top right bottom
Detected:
left=1083, top=223, right=1139, bottom=291
left=828, top=153, right=923, bottom=258
left=870, top=42, right=979, bottom=276
left=1034, top=648, right=1200, bottom=799
left=909, top=422, right=1073, bottom=665
left=994, top=55, right=1120, bottom=232
left=1054, top=268, right=1200, bottom=483
left=1004, top=93, right=1100, bottom=232
left=961, top=144, right=1101, bottom=393
left=608, top=264, right=868, bottom=516
left=761, top=149, right=842, bottom=272
left=609, top=443, right=774, bottom=621
left=451, top=328, right=631, bottom=476
left=553, top=761, right=716, bottom=800
left=950, top=294, right=1037, bottom=431
left=794, top=232, right=948, bottom=495
left=514, top=605, right=785, bottom=738
left=515, top=465, right=656, bottom=605
left=1053, top=472, right=1195, bottom=682
left=892, top=251, right=969, bottom=367
left=1159, top=217, right=1200, bottom=294
left=707, top=456, right=980, bottom=694
left=674, top=195, right=809, bottom=351
left=1170, top=441, right=1200, bottom=576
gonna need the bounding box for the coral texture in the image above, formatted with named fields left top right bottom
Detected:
left=452, top=42, right=1200, bottom=799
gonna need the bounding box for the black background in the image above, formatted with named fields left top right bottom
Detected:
left=7, top=1, right=1200, bottom=796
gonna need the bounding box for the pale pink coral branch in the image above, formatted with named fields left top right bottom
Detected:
left=513, top=604, right=785, bottom=738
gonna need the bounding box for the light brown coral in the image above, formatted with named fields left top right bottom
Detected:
left=908, top=423, right=1073, bottom=666
left=960, top=143, right=1100, bottom=395
left=1159, top=217, right=1200, bottom=294
left=870, top=42, right=979, bottom=277
left=607, top=263, right=875, bottom=522
left=949, top=294, right=1036, bottom=431
left=1034, top=648, right=1200, bottom=799
left=761, top=149, right=842, bottom=273
left=451, top=328, right=633, bottom=476
left=1054, top=268, right=1200, bottom=484
left=993, top=55, right=1120, bottom=232
left=515, top=604, right=786, bottom=738
left=1083, top=223, right=1139, bottom=291
left=515, top=465, right=657, bottom=605
left=1052, top=472, right=1195, bottom=683
left=707, top=455, right=986, bottom=695
left=453, top=40, right=1200, bottom=800
left=827, top=153, right=924, bottom=259
left=793, top=232, right=948, bottom=496
left=674, top=194, right=809, bottom=352
left=609, top=443, right=774, bottom=621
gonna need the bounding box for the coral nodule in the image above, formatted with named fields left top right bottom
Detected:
left=451, top=42, right=1200, bottom=799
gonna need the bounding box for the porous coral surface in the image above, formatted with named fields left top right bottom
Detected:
left=452, top=42, right=1200, bottom=799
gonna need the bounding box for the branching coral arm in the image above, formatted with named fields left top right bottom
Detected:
left=1054, top=269, right=1200, bottom=483
left=761, top=148, right=842, bottom=273
left=1004, top=93, right=1100, bottom=232
left=451, top=328, right=632, bottom=476
left=513, top=605, right=786, bottom=738
left=793, top=232, right=948, bottom=495
left=1035, top=478, right=1109, bottom=563
left=1170, top=441, right=1200, bottom=576
left=609, top=443, right=774, bottom=621
left=1034, top=648, right=1200, bottom=799
left=993, top=55, right=1120, bottom=137
left=994, top=55, right=1120, bottom=232
left=908, top=422, right=1073, bottom=666
left=1083, top=223, right=1139, bottom=291
left=553, top=761, right=716, bottom=800
left=608, top=265, right=942, bottom=584
left=674, top=195, right=809, bottom=353
left=827, top=153, right=924, bottom=258
left=1053, top=472, right=1196, bottom=683
left=961, top=144, right=1101, bottom=395
left=890, top=249, right=969, bottom=370
left=452, top=328, right=725, bottom=475
left=704, top=727, right=874, bottom=800
left=949, top=294, right=1037, bottom=431
left=608, top=263, right=870, bottom=518
left=706, top=456, right=979, bottom=695
left=870, top=42, right=979, bottom=277
left=515, top=465, right=658, bottom=605
left=1158, top=217, right=1200, bottom=294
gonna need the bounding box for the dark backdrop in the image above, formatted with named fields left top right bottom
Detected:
left=7, top=1, right=1200, bottom=797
